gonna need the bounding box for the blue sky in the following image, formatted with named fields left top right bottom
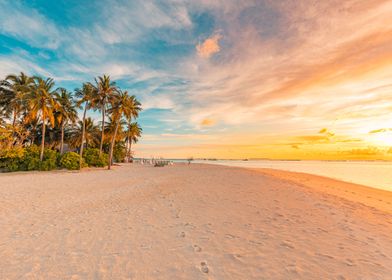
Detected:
left=1, top=0, right=392, bottom=159
left=0, top=0, right=214, bottom=149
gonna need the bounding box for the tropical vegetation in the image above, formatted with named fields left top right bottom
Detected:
left=0, top=72, right=142, bottom=172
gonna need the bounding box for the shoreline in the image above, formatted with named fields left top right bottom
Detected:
left=1, top=163, right=391, bottom=279
left=195, top=162, right=392, bottom=213
left=255, top=167, right=392, bottom=214
left=193, top=160, right=392, bottom=192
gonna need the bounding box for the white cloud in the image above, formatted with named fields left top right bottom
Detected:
left=142, top=94, right=176, bottom=110
left=96, top=0, right=192, bottom=45
left=0, top=1, right=60, bottom=49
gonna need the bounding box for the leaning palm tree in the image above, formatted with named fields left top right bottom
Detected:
left=104, top=116, right=126, bottom=143
left=27, top=77, right=58, bottom=161
left=75, top=83, right=98, bottom=169
left=107, top=90, right=141, bottom=169
left=125, top=122, right=142, bottom=162
left=95, top=75, right=117, bottom=156
left=54, top=88, right=78, bottom=154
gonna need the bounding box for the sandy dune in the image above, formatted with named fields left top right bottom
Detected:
left=0, top=163, right=391, bottom=279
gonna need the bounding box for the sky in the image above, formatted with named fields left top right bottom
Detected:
left=1, top=0, right=392, bottom=160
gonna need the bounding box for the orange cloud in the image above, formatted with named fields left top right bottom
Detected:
left=200, top=118, right=215, bottom=126
left=341, top=147, right=384, bottom=156
left=369, top=128, right=392, bottom=134
left=319, top=128, right=335, bottom=137
left=196, top=34, right=222, bottom=58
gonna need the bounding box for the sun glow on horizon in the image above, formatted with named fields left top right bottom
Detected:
left=367, top=132, right=392, bottom=147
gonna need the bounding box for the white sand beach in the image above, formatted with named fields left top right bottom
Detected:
left=0, top=163, right=391, bottom=279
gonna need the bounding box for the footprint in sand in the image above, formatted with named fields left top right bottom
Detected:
left=193, top=245, right=202, bottom=252
left=179, top=232, right=186, bottom=238
left=316, top=253, right=335, bottom=260
left=280, top=241, right=294, bottom=249
left=173, top=209, right=181, bottom=218
left=344, top=259, right=355, bottom=267
left=200, top=261, right=209, bottom=273
left=225, top=234, right=237, bottom=239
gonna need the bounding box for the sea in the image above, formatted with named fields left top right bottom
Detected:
left=192, top=160, right=392, bottom=192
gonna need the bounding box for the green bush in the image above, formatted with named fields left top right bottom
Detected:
left=40, top=149, right=59, bottom=171
left=60, top=152, right=82, bottom=170
left=83, top=148, right=108, bottom=167
left=0, top=147, right=25, bottom=172
left=0, top=146, right=79, bottom=172
left=20, top=145, right=40, bottom=171
left=15, top=146, right=58, bottom=171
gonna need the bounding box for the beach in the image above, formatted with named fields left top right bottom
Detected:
left=0, top=163, right=391, bottom=279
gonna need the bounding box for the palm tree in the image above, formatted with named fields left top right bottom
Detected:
left=0, top=79, right=13, bottom=118
left=54, top=88, right=78, bottom=154
left=75, top=83, right=98, bottom=169
left=125, top=122, right=142, bottom=162
left=68, top=117, right=99, bottom=149
left=104, top=115, right=126, bottom=148
left=107, top=90, right=141, bottom=169
left=0, top=79, right=13, bottom=147
left=95, top=75, right=117, bottom=156
left=27, top=77, right=58, bottom=161
left=1, top=72, right=33, bottom=143
left=23, top=114, right=40, bottom=145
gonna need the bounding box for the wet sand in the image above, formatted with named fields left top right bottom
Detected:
left=0, top=163, right=391, bottom=279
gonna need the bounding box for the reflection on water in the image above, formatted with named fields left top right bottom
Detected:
left=194, top=160, right=392, bottom=192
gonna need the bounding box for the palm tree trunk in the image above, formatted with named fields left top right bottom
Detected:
left=126, top=120, right=132, bottom=163
left=60, top=122, right=65, bottom=154
left=108, top=120, right=120, bottom=170
left=129, top=141, right=132, bottom=162
left=12, top=110, right=17, bottom=131
left=126, top=126, right=130, bottom=163
left=11, top=110, right=17, bottom=147
left=31, top=126, right=36, bottom=145
left=79, top=103, right=88, bottom=169
left=126, top=138, right=130, bottom=163
left=40, top=118, right=46, bottom=162
left=99, top=104, right=105, bottom=155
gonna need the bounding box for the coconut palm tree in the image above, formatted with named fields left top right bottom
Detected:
left=125, top=122, right=142, bottom=162
left=107, top=90, right=141, bottom=169
left=68, top=117, right=99, bottom=150
left=0, top=72, right=33, bottom=143
left=75, top=83, right=98, bottom=169
left=104, top=116, right=126, bottom=144
left=0, top=79, right=13, bottom=118
left=27, top=77, right=58, bottom=161
left=54, top=88, right=78, bottom=154
left=95, top=75, right=117, bottom=156
left=23, top=114, right=40, bottom=145
left=0, top=79, right=13, bottom=146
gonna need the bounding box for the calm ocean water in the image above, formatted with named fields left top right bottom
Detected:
left=193, top=160, right=392, bottom=192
